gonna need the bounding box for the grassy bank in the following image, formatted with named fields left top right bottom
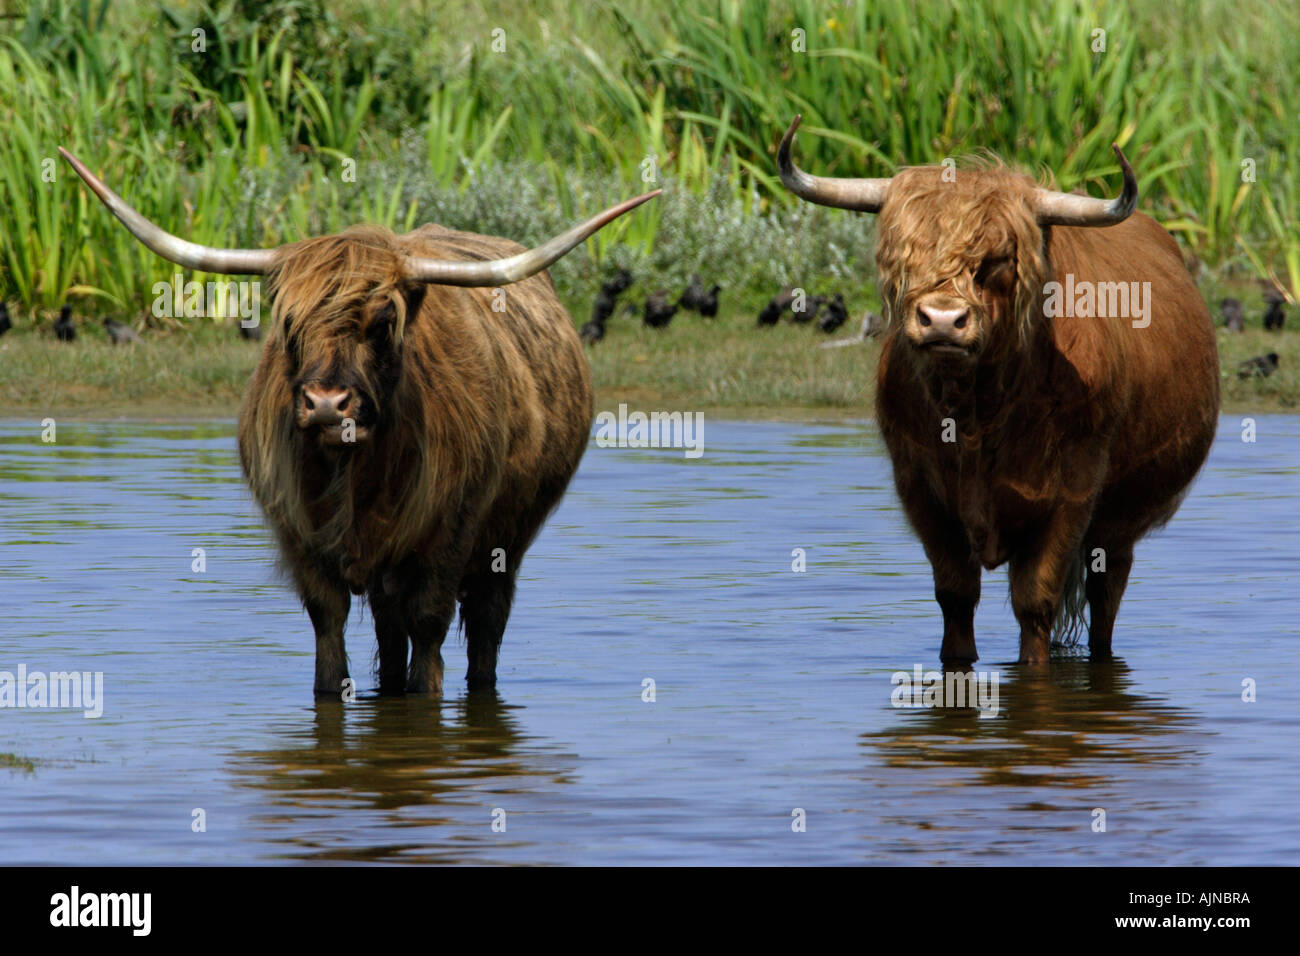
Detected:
left=2, top=0, right=1295, bottom=421
left=2, top=313, right=1294, bottom=420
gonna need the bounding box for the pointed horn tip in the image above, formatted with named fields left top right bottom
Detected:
left=603, top=189, right=660, bottom=220
left=780, top=115, right=803, bottom=146
left=778, top=116, right=803, bottom=176
left=57, top=147, right=103, bottom=189
left=1111, top=143, right=1138, bottom=212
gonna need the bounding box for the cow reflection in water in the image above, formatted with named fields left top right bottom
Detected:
left=864, top=660, right=1196, bottom=788
left=233, top=694, right=573, bottom=863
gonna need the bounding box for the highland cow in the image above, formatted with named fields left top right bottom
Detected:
left=62, top=147, right=658, bottom=695
left=779, top=116, right=1218, bottom=664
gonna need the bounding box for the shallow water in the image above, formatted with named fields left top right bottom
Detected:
left=0, top=415, right=1296, bottom=865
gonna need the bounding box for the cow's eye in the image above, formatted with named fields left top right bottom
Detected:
left=975, top=256, right=1014, bottom=290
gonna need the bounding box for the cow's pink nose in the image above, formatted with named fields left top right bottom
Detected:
left=301, top=386, right=352, bottom=426
left=918, top=305, right=969, bottom=333
left=916, top=304, right=975, bottom=348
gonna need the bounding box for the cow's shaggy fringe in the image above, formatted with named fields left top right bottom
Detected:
left=875, top=160, right=1052, bottom=352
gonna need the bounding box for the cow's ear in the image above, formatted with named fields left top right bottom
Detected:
left=367, top=282, right=426, bottom=343
left=397, top=280, right=427, bottom=327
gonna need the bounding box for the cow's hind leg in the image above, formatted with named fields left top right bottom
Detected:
left=1084, top=543, right=1133, bottom=659
left=404, top=581, right=458, bottom=696
left=460, top=571, right=518, bottom=690
left=1009, top=507, right=1092, bottom=664
left=369, top=588, right=408, bottom=695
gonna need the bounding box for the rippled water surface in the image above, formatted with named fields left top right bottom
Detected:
left=0, top=416, right=1296, bottom=864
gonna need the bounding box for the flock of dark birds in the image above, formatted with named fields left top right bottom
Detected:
left=756, top=287, right=851, bottom=333
left=581, top=269, right=727, bottom=342
left=0, top=282, right=1287, bottom=385
left=0, top=303, right=256, bottom=344
left=579, top=270, right=862, bottom=344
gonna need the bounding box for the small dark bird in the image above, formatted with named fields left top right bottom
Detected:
left=581, top=269, right=633, bottom=344
left=590, top=289, right=619, bottom=325
left=0, top=302, right=11, bottom=337
left=1238, top=352, right=1280, bottom=379
left=600, top=268, right=633, bottom=298
left=757, top=288, right=795, bottom=327
left=679, top=274, right=706, bottom=311
left=103, top=318, right=141, bottom=345
left=817, top=293, right=848, bottom=333
left=696, top=284, right=721, bottom=318
left=818, top=311, right=887, bottom=349
left=54, top=305, right=76, bottom=342
left=239, top=321, right=262, bottom=341
left=790, top=294, right=825, bottom=325
left=643, top=290, right=678, bottom=329
left=1221, top=297, right=1244, bottom=333
left=1263, top=288, right=1287, bottom=331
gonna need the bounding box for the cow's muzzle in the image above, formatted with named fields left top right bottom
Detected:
left=297, top=385, right=371, bottom=445
left=913, top=302, right=978, bottom=357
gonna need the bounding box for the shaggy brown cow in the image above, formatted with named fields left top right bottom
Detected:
left=779, top=116, right=1218, bottom=664
left=61, top=147, right=658, bottom=695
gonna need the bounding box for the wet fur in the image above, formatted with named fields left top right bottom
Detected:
left=237, top=223, right=593, bottom=695
left=872, top=162, right=1219, bottom=663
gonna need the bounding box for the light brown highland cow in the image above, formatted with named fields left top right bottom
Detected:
left=62, top=147, right=657, bottom=695
left=779, top=116, right=1218, bottom=664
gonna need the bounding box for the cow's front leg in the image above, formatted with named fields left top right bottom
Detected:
left=933, top=548, right=981, bottom=664
left=908, top=504, right=982, bottom=663
left=303, top=579, right=352, bottom=697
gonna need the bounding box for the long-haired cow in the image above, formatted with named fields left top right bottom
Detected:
left=62, top=148, right=657, bottom=695
left=779, top=116, right=1218, bottom=664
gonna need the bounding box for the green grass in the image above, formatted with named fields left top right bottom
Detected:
left=0, top=0, right=1295, bottom=419
left=1, top=0, right=1298, bottom=323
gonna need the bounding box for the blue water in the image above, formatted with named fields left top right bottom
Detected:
left=0, top=415, right=1295, bottom=864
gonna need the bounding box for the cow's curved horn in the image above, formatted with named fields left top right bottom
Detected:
left=777, top=115, right=892, bottom=213
left=405, top=190, right=661, bottom=287
left=1034, top=145, right=1138, bottom=227
left=59, top=147, right=279, bottom=275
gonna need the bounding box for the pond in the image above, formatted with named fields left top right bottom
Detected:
left=0, top=415, right=1295, bottom=864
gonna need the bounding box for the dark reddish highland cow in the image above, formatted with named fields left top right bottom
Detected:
left=779, top=117, right=1218, bottom=664
left=62, top=147, right=657, bottom=695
